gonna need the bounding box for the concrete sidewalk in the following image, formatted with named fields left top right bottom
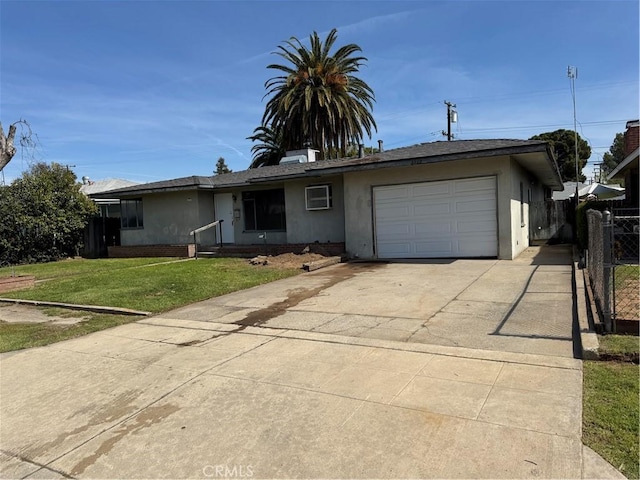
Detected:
left=3, top=322, right=589, bottom=479
left=0, top=322, right=623, bottom=479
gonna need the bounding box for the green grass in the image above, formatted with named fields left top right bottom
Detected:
left=614, top=264, right=639, bottom=288
left=599, top=334, right=640, bottom=357
left=0, top=313, right=139, bottom=352
left=583, top=360, right=639, bottom=480
left=1, top=257, right=300, bottom=313
left=0, top=257, right=301, bottom=352
left=0, top=257, right=180, bottom=280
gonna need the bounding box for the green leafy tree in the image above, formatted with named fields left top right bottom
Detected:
left=214, top=157, right=232, bottom=175
left=0, top=162, right=97, bottom=265
left=530, top=129, right=591, bottom=182
left=260, top=28, right=377, bottom=161
left=247, top=125, right=286, bottom=168
left=602, top=132, right=625, bottom=176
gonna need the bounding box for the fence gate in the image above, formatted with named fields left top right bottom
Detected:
left=529, top=199, right=573, bottom=244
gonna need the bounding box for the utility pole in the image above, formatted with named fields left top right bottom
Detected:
left=442, top=101, right=457, bottom=141
left=568, top=66, right=579, bottom=200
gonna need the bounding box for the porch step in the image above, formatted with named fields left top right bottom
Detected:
left=195, top=251, right=218, bottom=258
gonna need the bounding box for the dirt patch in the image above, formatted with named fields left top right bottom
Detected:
left=248, top=252, right=329, bottom=269
left=0, top=303, right=88, bottom=325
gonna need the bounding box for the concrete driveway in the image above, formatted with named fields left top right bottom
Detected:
left=0, top=246, right=623, bottom=479
left=155, top=245, right=577, bottom=358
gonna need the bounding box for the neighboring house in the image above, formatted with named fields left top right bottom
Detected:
left=607, top=120, right=639, bottom=209
left=80, top=177, right=141, bottom=257
left=80, top=177, right=140, bottom=217
left=91, top=139, right=562, bottom=260
left=552, top=181, right=586, bottom=201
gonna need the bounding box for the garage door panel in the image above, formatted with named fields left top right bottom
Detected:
left=374, top=177, right=497, bottom=258
left=412, top=183, right=451, bottom=197
left=457, top=219, right=497, bottom=233
left=458, top=238, right=496, bottom=255
left=414, top=222, right=452, bottom=235
left=454, top=177, right=495, bottom=193
left=376, top=205, right=411, bottom=218
left=376, top=222, right=412, bottom=236
left=455, top=198, right=495, bottom=213
left=375, top=186, right=410, bottom=201
left=377, top=243, right=411, bottom=256
left=413, top=201, right=451, bottom=216
left=415, top=241, right=454, bottom=255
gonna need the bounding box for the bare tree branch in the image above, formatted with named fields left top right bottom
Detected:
left=0, top=120, right=37, bottom=173
left=0, top=122, right=18, bottom=171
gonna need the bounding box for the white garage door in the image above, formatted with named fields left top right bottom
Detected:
left=374, top=176, right=497, bottom=258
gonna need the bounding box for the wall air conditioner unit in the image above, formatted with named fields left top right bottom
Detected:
left=305, top=185, right=332, bottom=210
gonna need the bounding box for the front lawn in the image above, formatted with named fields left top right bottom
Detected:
left=1, top=257, right=300, bottom=313
left=0, top=257, right=301, bottom=352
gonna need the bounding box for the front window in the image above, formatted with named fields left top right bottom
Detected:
left=121, top=199, right=143, bottom=229
left=242, top=189, right=286, bottom=231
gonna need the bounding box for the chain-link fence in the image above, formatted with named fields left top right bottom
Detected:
left=612, top=210, right=640, bottom=325
left=586, top=208, right=640, bottom=332
left=586, top=209, right=613, bottom=332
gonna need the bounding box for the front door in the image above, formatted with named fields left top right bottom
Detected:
left=214, top=193, right=235, bottom=244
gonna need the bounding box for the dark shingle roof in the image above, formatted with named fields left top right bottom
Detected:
left=91, top=139, right=559, bottom=198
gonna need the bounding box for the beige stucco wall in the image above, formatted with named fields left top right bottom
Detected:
left=120, top=190, right=216, bottom=246
left=509, top=159, right=532, bottom=259
left=284, top=176, right=345, bottom=244
left=221, top=177, right=345, bottom=246
left=509, top=159, right=547, bottom=258
left=343, top=155, right=521, bottom=259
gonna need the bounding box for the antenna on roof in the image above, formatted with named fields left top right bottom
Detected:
left=567, top=65, right=579, bottom=201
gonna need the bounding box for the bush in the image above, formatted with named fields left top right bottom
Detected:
left=0, top=163, right=97, bottom=265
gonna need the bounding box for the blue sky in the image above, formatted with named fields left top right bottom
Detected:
left=1, top=0, right=638, bottom=185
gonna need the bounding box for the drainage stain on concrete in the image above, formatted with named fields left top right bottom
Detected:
left=235, top=262, right=386, bottom=328
left=23, top=390, right=141, bottom=460
left=70, top=403, right=180, bottom=476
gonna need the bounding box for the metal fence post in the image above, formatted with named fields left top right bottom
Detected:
left=602, top=210, right=613, bottom=333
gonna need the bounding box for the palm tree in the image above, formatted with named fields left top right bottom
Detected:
left=247, top=125, right=286, bottom=168
left=261, top=28, right=376, bottom=160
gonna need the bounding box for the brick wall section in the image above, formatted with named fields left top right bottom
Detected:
left=108, top=245, right=196, bottom=258
left=203, top=242, right=346, bottom=258
left=107, top=243, right=345, bottom=258
left=624, top=122, right=639, bottom=156
left=0, top=276, right=35, bottom=293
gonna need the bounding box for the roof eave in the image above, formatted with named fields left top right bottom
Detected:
left=90, top=183, right=214, bottom=199
left=607, top=147, right=640, bottom=180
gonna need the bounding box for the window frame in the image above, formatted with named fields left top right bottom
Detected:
left=120, top=198, right=144, bottom=229
left=242, top=189, right=286, bottom=232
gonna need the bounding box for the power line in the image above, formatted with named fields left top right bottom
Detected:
left=457, top=119, right=627, bottom=134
